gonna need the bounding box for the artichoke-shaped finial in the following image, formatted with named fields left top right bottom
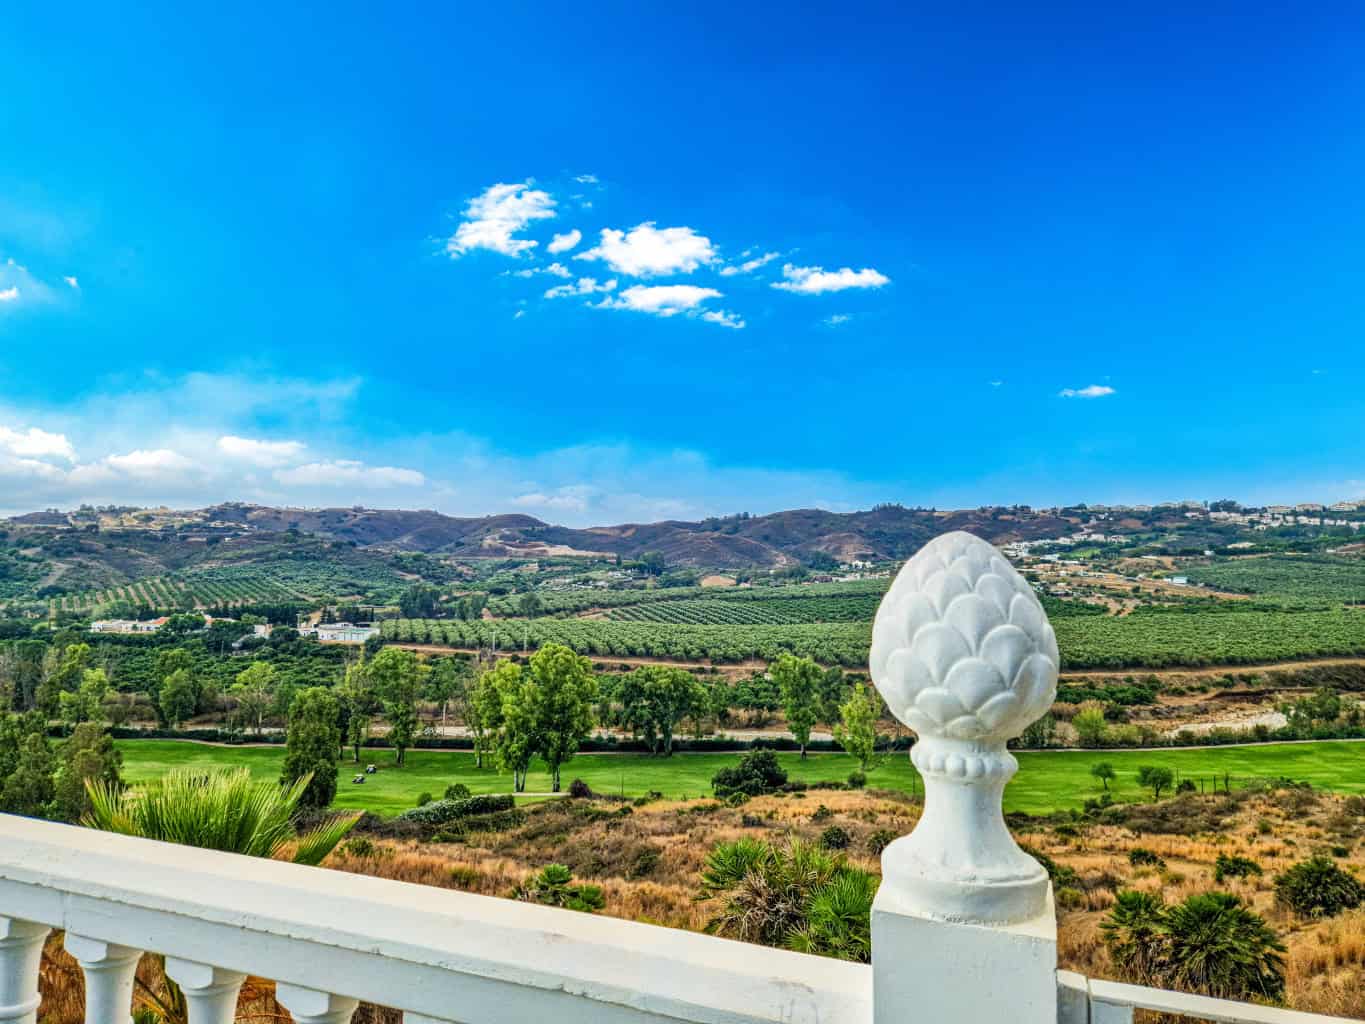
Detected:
left=871, top=531, right=1058, bottom=744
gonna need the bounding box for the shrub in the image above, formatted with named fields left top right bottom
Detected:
left=1128, top=847, right=1165, bottom=869
left=821, top=825, right=851, bottom=850
left=1055, top=886, right=1085, bottom=910
left=847, top=771, right=867, bottom=789
left=514, top=864, right=605, bottom=913
left=811, top=804, right=833, bottom=822
left=1213, top=854, right=1262, bottom=883
left=712, top=749, right=788, bottom=797
left=448, top=864, right=480, bottom=887
left=1274, top=857, right=1365, bottom=918
left=1176, top=779, right=1196, bottom=794
left=867, top=829, right=897, bottom=855
left=1020, top=844, right=1078, bottom=888
left=741, top=814, right=764, bottom=828
left=568, top=778, right=593, bottom=799
left=341, top=837, right=378, bottom=858
left=443, top=783, right=471, bottom=801
left=415, top=792, right=433, bottom=807
left=1102, top=890, right=1285, bottom=1000
left=395, top=793, right=516, bottom=824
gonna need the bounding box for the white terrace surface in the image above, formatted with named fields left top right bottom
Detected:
left=0, top=534, right=1357, bottom=1024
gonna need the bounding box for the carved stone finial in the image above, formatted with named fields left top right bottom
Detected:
left=869, top=531, right=1059, bottom=923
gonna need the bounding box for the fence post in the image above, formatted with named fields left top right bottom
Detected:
left=868, top=533, right=1061, bottom=1024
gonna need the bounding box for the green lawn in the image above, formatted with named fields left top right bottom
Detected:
left=114, top=740, right=1365, bottom=817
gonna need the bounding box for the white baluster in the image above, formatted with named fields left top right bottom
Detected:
left=64, top=935, right=142, bottom=1024
left=275, top=984, right=358, bottom=1024
left=0, top=917, right=51, bottom=1024
left=164, top=960, right=246, bottom=1024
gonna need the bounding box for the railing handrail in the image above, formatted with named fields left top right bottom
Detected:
left=1059, top=970, right=1356, bottom=1024
left=0, top=813, right=869, bottom=1024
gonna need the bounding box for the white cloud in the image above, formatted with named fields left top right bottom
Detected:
left=990, top=380, right=1004, bottom=388
left=274, top=460, right=425, bottom=488
left=701, top=309, right=746, bottom=330
left=446, top=182, right=556, bottom=258
left=511, top=262, right=573, bottom=280
left=216, top=435, right=306, bottom=467
left=773, top=263, right=890, bottom=294
left=545, top=277, right=617, bottom=300
left=1059, top=385, right=1116, bottom=399
left=511, top=485, right=596, bottom=513
left=0, top=426, right=75, bottom=460
left=547, top=229, right=582, bottom=254
left=105, top=449, right=196, bottom=476
left=573, top=174, right=599, bottom=184
left=720, top=251, right=780, bottom=277
left=0, top=287, right=18, bottom=303
left=596, top=284, right=721, bottom=318
left=823, top=314, right=852, bottom=327
left=63, top=276, right=78, bottom=289
left=577, top=223, right=715, bottom=277
left=513, top=310, right=525, bottom=320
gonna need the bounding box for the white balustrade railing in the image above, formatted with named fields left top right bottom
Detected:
left=0, top=813, right=869, bottom=1024
left=1, top=534, right=1357, bottom=1024
left=1058, top=971, right=1355, bottom=1024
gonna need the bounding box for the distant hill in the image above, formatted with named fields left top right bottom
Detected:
left=4, top=501, right=1080, bottom=575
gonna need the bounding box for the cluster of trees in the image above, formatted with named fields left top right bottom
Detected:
left=465, top=644, right=597, bottom=792
left=0, top=712, right=123, bottom=822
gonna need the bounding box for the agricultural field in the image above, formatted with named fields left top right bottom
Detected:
left=45, top=558, right=414, bottom=616
left=383, top=605, right=1365, bottom=670
left=605, top=595, right=878, bottom=625
left=114, top=739, right=1365, bottom=817
left=1182, top=554, right=1365, bottom=605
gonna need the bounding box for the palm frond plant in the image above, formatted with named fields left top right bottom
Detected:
left=80, top=767, right=360, bottom=1024
left=84, top=767, right=359, bottom=864
left=696, top=836, right=877, bottom=961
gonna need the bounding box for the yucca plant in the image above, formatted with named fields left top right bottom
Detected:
left=80, top=768, right=360, bottom=1024
left=84, top=767, right=359, bottom=865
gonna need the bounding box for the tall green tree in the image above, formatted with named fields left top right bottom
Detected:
left=368, top=647, right=428, bottom=766
left=231, top=661, right=277, bottom=736
left=159, top=668, right=199, bottom=728
left=0, top=732, right=55, bottom=817
left=280, top=687, right=341, bottom=809
left=772, top=653, right=821, bottom=758
left=51, top=722, right=122, bottom=822
left=497, top=668, right=540, bottom=793
left=527, top=643, right=597, bottom=791
left=1090, top=762, right=1116, bottom=792
left=337, top=659, right=377, bottom=763
left=620, top=665, right=702, bottom=756
left=832, top=682, right=881, bottom=771
left=468, top=660, right=516, bottom=769
left=36, top=642, right=92, bottom=717
left=58, top=667, right=110, bottom=731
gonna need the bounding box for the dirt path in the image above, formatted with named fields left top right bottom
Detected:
left=390, top=642, right=1365, bottom=682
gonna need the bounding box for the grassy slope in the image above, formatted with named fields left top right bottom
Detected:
left=114, top=739, right=1365, bottom=817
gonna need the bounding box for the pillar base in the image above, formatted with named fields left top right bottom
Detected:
left=872, top=881, right=1057, bottom=1024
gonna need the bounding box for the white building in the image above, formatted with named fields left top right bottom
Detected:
left=303, top=622, right=377, bottom=644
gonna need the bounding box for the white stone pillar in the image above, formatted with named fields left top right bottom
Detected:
left=868, top=532, right=1061, bottom=1024
left=275, top=984, right=358, bottom=1024
left=0, top=917, right=50, bottom=1024
left=164, top=959, right=246, bottom=1024
left=64, top=935, right=142, bottom=1024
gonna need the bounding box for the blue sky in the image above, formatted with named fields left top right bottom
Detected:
left=2, top=3, right=1364, bottom=524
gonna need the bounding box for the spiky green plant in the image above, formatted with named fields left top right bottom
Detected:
left=84, top=767, right=359, bottom=865
left=82, top=768, right=361, bottom=1024
left=697, top=836, right=876, bottom=961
